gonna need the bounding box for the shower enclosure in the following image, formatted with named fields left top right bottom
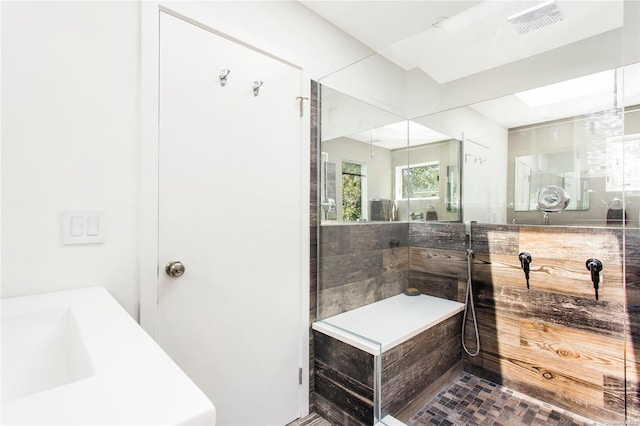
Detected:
left=312, top=1, right=640, bottom=424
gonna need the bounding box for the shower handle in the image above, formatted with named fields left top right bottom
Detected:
left=586, top=258, right=603, bottom=300
left=519, top=252, right=532, bottom=289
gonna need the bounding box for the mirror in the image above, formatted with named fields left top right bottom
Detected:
left=514, top=152, right=589, bottom=212
left=319, top=86, right=462, bottom=224
left=402, top=63, right=640, bottom=226
left=319, top=85, right=408, bottom=223
left=318, top=0, right=639, bottom=226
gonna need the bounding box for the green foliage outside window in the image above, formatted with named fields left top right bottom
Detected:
left=342, top=161, right=363, bottom=221
left=402, top=163, right=439, bottom=198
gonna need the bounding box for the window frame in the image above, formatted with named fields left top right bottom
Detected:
left=395, top=161, right=440, bottom=200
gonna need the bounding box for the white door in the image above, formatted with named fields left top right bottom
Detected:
left=158, top=12, right=302, bottom=426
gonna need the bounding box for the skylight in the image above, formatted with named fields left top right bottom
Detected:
left=515, top=69, right=614, bottom=108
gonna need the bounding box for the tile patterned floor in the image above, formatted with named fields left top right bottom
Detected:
left=406, top=373, right=598, bottom=426
left=287, top=413, right=332, bottom=426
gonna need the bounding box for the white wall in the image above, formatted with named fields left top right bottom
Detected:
left=160, top=1, right=373, bottom=81
left=1, top=0, right=373, bottom=319
left=1, top=1, right=140, bottom=316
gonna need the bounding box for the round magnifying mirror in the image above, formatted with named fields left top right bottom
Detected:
left=536, top=185, right=571, bottom=212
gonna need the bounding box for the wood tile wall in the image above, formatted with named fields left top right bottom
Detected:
left=317, top=223, right=409, bottom=319
left=310, top=80, right=319, bottom=413
left=313, top=313, right=462, bottom=425
left=409, top=222, right=640, bottom=424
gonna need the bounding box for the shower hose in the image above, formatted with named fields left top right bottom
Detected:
left=462, top=246, right=480, bottom=357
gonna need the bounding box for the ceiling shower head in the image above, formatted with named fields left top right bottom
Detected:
left=507, top=1, right=564, bottom=34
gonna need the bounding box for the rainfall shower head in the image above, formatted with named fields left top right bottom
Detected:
left=507, top=1, right=564, bottom=34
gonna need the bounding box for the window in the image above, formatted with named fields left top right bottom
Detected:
left=342, top=160, right=367, bottom=222
left=395, top=161, right=439, bottom=199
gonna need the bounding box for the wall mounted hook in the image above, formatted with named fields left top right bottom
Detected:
left=219, top=69, right=231, bottom=86
left=253, top=80, right=263, bottom=96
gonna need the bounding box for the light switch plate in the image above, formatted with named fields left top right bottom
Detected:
left=62, top=210, right=106, bottom=245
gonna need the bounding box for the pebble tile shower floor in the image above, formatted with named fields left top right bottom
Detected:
left=406, top=373, right=598, bottom=426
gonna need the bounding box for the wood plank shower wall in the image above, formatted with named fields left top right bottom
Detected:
left=309, top=83, right=640, bottom=423
left=410, top=222, right=640, bottom=424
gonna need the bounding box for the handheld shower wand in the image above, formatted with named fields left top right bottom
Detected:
left=462, top=221, right=480, bottom=357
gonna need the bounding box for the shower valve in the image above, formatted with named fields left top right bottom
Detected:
left=586, top=258, right=603, bottom=300
left=518, top=252, right=532, bottom=289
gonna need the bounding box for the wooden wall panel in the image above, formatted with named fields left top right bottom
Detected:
left=518, top=226, right=624, bottom=265
left=409, top=247, right=466, bottom=279
left=313, top=331, right=374, bottom=425
left=313, top=218, right=638, bottom=423
left=309, top=80, right=319, bottom=412
left=382, top=314, right=462, bottom=416
left=409, top=222, right=633, bottom=424
left=318, top=224, right=409, bottom=318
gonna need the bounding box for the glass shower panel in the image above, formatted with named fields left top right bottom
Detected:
left=624, top=0, right=640, bottom=422
left=313, top=1, right=633, bottom=423
left=318, top=85, right=409, bottom=225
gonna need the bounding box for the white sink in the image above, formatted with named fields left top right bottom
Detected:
left=1, top=287, right=216, bottom=425
left=2, top=307, right=94, bottom=403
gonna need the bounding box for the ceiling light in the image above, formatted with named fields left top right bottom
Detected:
left=507, top=1, right=564, bottom=34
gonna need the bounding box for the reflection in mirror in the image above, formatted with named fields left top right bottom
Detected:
left=320, top=85, right=406, bottom=223
left=514, top=152, right=590, bottom=212
left=403, top=122, right=461, bottom=222
left=406, top=62, right=640, bottom=226
left=317, top=0, right=638, bottom=226
left=320, top=85, right=463, bottom=223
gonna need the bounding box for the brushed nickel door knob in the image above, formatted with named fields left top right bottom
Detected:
left=165, top=260, right=185, bottom=278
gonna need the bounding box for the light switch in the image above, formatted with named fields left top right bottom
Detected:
left=70, top=216, right=84, bottom=237
left=86, top=215, right=100, bottom=236
left=62, top=210, right=106, bottom=245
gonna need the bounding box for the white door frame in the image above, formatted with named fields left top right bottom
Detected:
left=139, top=2, right=310, bottom=417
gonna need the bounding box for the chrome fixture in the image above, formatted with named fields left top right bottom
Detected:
left=586, top=258, right=603, bottom=300
left=320, top=197, right=336, bottom=215
left=519, top=252, right=532, bottom=289
left=507, top=0, right=564, bottom=34
left=296, top=96, right=309, bottom=117
left=252, top=80, right=263, bottom=96
left=536, top=184, right=570, bottom=225
left=219, top=69, right=231, bottom=86
left=165, top=260, right=186, bottom=278
left=370, top=129, right=375, bottom=158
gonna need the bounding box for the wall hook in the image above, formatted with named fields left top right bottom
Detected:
left=219, top=69, right=231, bottom=86
left=253, top=80, right=263, bottom=96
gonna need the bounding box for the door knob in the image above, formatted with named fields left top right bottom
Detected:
left=165, top=260, right=185, bottom=278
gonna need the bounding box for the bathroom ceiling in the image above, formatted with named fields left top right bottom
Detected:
left=300, top=1, right=622, bottom=84
left=299, top=1, right=480, bottom=54
left=301, top=1, right=638, bottom=131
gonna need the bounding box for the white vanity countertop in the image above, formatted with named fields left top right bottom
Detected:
left=1, top=287, right=216, bottom=425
